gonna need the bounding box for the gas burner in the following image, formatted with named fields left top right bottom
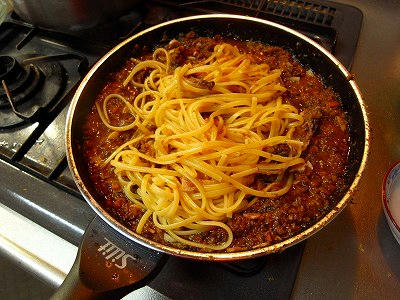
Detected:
left=0, top=56, right=43, bottom=108
left=0, top=54, right=65, bottom=129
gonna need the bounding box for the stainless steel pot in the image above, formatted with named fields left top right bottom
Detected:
left=9, top=0, right=142, bottom=32
left=54, top=14, right=369, bottom=300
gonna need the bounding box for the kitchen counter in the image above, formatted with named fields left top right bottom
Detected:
left=293, top=0, right=400, bottom=298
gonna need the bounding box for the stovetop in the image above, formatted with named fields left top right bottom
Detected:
left=0, top=1, right=362, bottom=299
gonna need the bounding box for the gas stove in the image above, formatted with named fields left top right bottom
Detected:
left=0, top=1, right=362, bottom=299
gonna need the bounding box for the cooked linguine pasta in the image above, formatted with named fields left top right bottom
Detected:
left=94, top=42, right=306, bottom=250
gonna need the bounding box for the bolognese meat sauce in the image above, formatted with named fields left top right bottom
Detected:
left=83, top=33, right=350, bottom=252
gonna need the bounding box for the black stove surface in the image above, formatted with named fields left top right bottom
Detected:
left=0, top=1, right=362, bottom=299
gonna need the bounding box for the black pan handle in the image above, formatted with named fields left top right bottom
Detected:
left=51, top=216, right=167, bottom=300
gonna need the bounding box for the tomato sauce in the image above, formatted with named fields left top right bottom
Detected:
left=83, top=34, right=350, bottom=252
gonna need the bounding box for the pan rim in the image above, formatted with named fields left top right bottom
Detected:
left=66, top=13, right=370, bottom=261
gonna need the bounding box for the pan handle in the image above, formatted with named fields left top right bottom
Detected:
left=51, top=216, right=167, bottom=300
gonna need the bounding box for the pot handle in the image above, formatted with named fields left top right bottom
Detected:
left=51, top=216, right=167, bottom=300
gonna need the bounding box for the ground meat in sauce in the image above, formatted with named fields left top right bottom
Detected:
left=83, top=33, right=350, bottom=252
